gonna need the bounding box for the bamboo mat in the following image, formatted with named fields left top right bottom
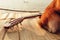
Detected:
left=0, top=13, right=60, bottom=40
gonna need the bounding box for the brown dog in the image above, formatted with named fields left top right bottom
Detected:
left=39, top=0, right=60, bottom=33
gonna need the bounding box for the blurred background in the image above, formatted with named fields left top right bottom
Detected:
left=0, top=0, right=52, bottom=13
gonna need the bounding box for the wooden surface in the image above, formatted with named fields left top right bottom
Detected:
left=0, top=12, right=60, bottom=40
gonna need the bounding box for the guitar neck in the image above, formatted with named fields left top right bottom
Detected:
left=4, top=14, right=41, bottom=29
